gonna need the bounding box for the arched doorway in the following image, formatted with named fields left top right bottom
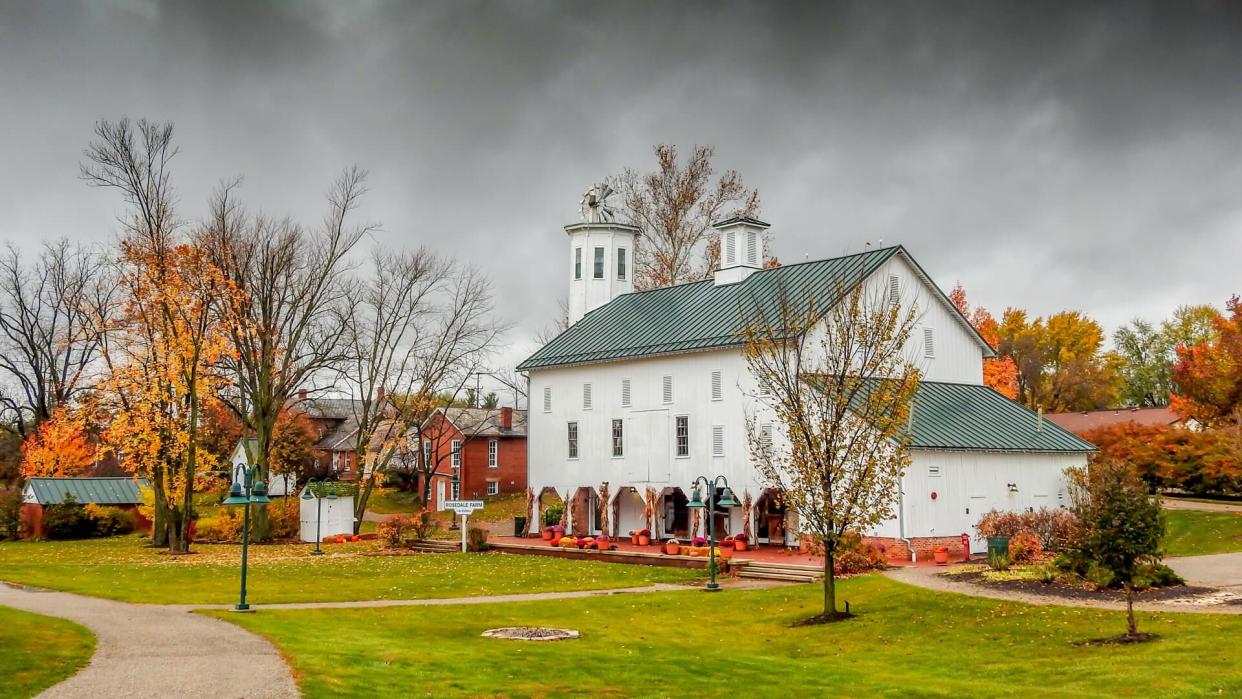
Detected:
left=536, top=487, right=565, bottom=532
left=570, top=486, right=601, bottom=536
left=754, top=488, right=789, bottom=546
left=661, top=487, right=689, bottom=539
left=613, top=487, right=645, bottom=538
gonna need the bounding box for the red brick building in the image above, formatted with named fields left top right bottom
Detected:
left=421, top=407, right=527, bottom=510
left=290, top=391, right=368, bottom=481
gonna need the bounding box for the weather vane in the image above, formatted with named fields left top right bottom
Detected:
left=579, top=182, right=617, bottom=223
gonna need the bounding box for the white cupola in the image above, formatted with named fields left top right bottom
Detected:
left=712, top=216, right=769, bottom=286
left=566, top=184, right=640, bottom=325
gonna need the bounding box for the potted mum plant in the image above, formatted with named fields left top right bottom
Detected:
left=629, top=530, right=638, bottom=545
left=596, top=534, right=610, bottom=551
left=933, top=545, right=950, bottom=565
left=665, top=538, right=681, bottom=555
left=637, top=529, right=651, bottom=546
left=733, top=533, right=749, bottom=552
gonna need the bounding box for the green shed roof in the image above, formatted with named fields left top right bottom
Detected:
left=518, top=246, right=992, bottom=371
left=25, top=477, right=149, bottom=505
left=905, top=382, right=1094, bottom=453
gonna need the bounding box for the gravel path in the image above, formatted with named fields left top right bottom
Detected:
left=1161, top=497, right=1242, bottom=513
left=885, top=565, right=1242, bottom=615
left=0, top=583, right=298, bottom=699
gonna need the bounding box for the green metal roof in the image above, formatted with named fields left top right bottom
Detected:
left=24, top=477, right=149, bottom=505
left=520, top=246, right=916, bottom=370
left=906, top=382, right=1095, bottom=453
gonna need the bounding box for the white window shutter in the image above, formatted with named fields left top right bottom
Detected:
left=889, top=274, right=900, bottom=304
left=747, top=230, right=757, bottom=264
left=621, top=379, right=631, bottom=407
left=725, top=232, right=736, bottom=265
left=712, top=425, right=725, bottom=457
left=923, top=327, right=935, bottom=358
left=710, top=371, right=722, bottom=401
left=583, top=383, right=592, bottom=409
left=662, top=375, right=673, bottom=404
left=543, top=386, right=551, bottom=413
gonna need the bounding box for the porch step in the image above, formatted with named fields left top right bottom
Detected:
left=733, top=560, right=824, bottom=583
left=406, top=539, right=459, bottom=554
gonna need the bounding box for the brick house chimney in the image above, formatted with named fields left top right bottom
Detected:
left=500, top=406, right=513, bottom=430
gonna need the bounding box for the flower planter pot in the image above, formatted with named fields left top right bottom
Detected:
left=631, top=535, right=639, bottom=545
left=933, top=546, right=949, bottom=565
left=638, top=535, right=650, bottom=546
left=542, top=530, right=554, bottom=541
left=734, top=541, right=748, bottom=552
left=720, top=547, right=734, bottom=560
left=666, top=543, right=680, bottom=556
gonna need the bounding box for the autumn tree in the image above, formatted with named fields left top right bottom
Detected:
left=1113, top=305, right=1220, bottom=408
left=995, top=309, right=1119, bottom=412
left=1084, top=422, right=1240, bottom=497
left=1171, top=296, right=1242, bottom=428
left=949, top=284, right=1018, bottom=399
left=201, top=173, right=368, bottom=538
left=0, top=241, right=117, bottom=439
left=612, top=144, right=763, bottom=289
left=744, top=280, right=921, bottom=622
left=83, top=118, right=233, bottom=552
left=1067, top=460, right=1165, bottom=640
left=20, top=406, right=96, bottom=477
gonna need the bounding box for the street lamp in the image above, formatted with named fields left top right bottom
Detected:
left=687, top=475, right=740, bottom=592
left=223, top=462, right=270, bottom=611
left=300, top=478, right=337, bottom=555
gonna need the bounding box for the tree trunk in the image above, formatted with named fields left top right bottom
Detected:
left=1125, top=581, right=1137, bottom=636
left=824, top=550, right=837, bottom=617
left=354, top=470, right=378, bottom=535
left=250, top=422, right=273, bottom=541
left=151, top=469, right=169, bottom=548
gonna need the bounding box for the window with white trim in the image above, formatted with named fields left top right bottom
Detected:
left=662, top=375, right=673, bottom=404
left=611, top=419, right=624, bottom=457
left=451, top=480, right=460, bottom=499
left=574, top=247, right=582, bottom=280
left=888, top=274, right=900, bottom=304
left=486, top=480, right=499, bottom=496
left=617, top=247, right=627, bottom=280
left=488, top=439, right=498, bottom=468
left=621, top=378, right=631, bottom=407
left=710, top=370, right=722, bottom=401
left=543, top=386, right=551, bottom=413
left=450, top=440, right=461, bottom=468
left=675, top=415, right=689, bottom=457
left=711, top=425, right=725, bottom=457
left=422, top=439, right=431, bottom=467
left=567, top=422, right=578, bottom=459
left=923, top=327, right=935, bottom=358
left=593, top=247, right=605, bottom=279
left=583, top=383, right=592, bottom=409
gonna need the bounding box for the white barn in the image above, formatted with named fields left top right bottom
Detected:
left=518, top=205, right=1092, bottom=559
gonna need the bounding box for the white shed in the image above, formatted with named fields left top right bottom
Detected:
left=298, top=484, right=355, bottom=542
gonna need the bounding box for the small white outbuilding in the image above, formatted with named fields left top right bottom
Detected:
left=298, top=484, right=355, bottom=542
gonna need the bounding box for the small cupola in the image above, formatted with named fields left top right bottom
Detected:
left=712, top=215, right=769, bottom=286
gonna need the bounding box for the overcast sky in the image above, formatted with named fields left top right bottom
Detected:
left=2, top=0, right=1241, bottom=399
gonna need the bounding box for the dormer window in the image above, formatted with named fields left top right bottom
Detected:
left=593, top=247, right=605, bottom=279
left=617, top=248, right=627, bottom=280
left=574, top=248, right=582, bottom=280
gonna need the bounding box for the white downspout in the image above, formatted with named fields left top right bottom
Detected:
left=898, top=471, right=914, bottom=562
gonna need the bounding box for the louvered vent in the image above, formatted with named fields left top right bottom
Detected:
left=711, top=425, right=725, bottom=456
left=923, top=327, right=935, bottom=358
left=583, top=383, right=592, bottom=409
left=710, top=371, right=722, bottom=401
left=725, top=232, right=736, bottom=265
left=662, top=375, right=673, bottom=404
left=543, top=386, right=551, bottom=413
left=759, top=423, right=773, bottom=452
left=889, top=274, right=900, bottom=304
left=747, top=230, right=757, bottom=264
left=621, top=378, right=631, bottom=407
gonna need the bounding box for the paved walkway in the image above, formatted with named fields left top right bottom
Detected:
left=0, top=583, right=298, bottom=699
left=1167, top=552, right=1242, bottom=590
left=1161, top=497, right=1242, bottom=513
left=885, top=565, right=1242, bottom=615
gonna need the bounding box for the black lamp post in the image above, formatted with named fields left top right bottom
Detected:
left=300, top=478, right=337, bottom=555
left=687, top=475, right=740, bottom=592
left=223, top=462, right=269, bottom=611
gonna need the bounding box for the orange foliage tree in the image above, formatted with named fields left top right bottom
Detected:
left=1171, top=296, right=1242, bottom=428
left=1084, top=422, right=1241, bottom=496
left=949, top=285, right=1019, bottom=399
left=20, top=406, right=96, bottom=477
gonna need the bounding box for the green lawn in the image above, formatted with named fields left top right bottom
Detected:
left=0, top=606, right=94, bottom=699
left=1163, top=509, right=1242, bottom=557
left=365, top=487, right=423, bottom=514
left=215, top=575, right=1242, bottom=698
left=0, top=537, right=697, bottom=605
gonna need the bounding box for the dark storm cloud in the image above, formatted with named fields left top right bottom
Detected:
left=2, top=0, right=1241, bottom=379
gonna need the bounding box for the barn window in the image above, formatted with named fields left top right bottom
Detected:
left=611, top=419, right=624, bottom=457
left=593, top=247, right=605, bottom=279
left=567, top=422, right=578, bottom=459
left=675, top=416, right=689, bottom=457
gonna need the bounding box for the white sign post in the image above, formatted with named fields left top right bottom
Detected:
left=443, top=500, right=484, bottom=552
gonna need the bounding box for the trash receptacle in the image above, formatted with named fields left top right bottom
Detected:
left=514, top=516, right=527, bottom=537
left=986, top=536, right=1009, bottom=558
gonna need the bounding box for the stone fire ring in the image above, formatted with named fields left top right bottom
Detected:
left=481, top=626, right=581, bottom=641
